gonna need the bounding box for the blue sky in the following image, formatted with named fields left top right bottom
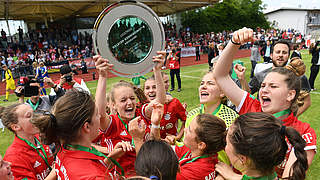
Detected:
left=262, top=0, right=320, bottom=12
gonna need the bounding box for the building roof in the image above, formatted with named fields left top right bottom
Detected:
left=0, top=0, right=219, bottom=22
left=264, top=7, right=320, bottom=15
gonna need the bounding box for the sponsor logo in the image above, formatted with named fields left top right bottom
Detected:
left=164, top=113, right=171, bottom=120
left=34, top=160, right=41, bottom=168
left=120, top=130, right=127, bottom=136
left=166, top=123, right=173, bottom=130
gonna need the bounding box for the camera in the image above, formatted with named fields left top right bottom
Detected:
left=15, top=75, right=41, bottom=97
left=64, top=74, right=72, bottom=82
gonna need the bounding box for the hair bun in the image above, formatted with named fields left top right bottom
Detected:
left=285, top=57, right=306, bottom=76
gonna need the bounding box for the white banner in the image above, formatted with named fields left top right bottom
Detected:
left=181, top=47, right=196, bottom=57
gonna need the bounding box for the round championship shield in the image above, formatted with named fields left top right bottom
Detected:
left=93, top=1, right=165, bottom=77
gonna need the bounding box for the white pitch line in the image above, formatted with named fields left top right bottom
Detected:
left=181, top=75, right=201, bottom=79
left=310, top=91, right=320, bottom=95
left=181, top=68, right=207, bottom=74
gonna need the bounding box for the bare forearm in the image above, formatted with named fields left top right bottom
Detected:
left=132, top=138, right=144, bottom=155
left=154, top=69, right=166, bottom=104
left=150, top=126, right=161, bottom=141
left=96, top=76, right=109, bottom=130
left=239, top=78, right=251, bottom=93
left=176, top=123, right=185, bottom=140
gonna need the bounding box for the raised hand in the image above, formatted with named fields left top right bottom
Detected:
left=232, top=27, right=254, bottom=45
left=233, top=63, right=246, bottom=80
left=151, top=102, right=164, bottom=126
left=152, top=51, right=166, bottom=71
left=93, top=55, right=113, bottom=78
left=128, top=116, right=146, bottom=141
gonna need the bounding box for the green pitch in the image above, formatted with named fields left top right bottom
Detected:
left=0, top=50, right=319, bottom=179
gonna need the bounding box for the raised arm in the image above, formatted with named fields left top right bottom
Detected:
left=213, top=28, right=254, bottom=107
left=94, top=55, right=114, bottom=130
left=150, top=102, right=164, bottom=141
left=144, top=51, right=167, bottom=119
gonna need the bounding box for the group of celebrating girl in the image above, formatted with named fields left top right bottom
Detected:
left=0, top=27, right=316, bottom=180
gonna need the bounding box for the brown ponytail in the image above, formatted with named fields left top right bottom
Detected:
left=32, top=90, right=95, bottom=152
left=284, top=127, right=308, bottom=180
left=285, top=57, right=306, bottom=77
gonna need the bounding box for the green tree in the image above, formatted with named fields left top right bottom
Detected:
left=181, top=0, right=269, bottom=34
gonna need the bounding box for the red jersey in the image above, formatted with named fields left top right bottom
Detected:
left=55, top=146, right=115, bottom=180
left=168, top=56, right=180, bottom=69
left=238, top=92, right=317, bottom=176
left=142, top=98, right=187, bottom=139
left=4, top=136, right=54, bottom=180
left=175, top=145, right=218, bottom=180
left=93, top=113, right=149, bottom=176
left=54, top=77, right=82, bottom=90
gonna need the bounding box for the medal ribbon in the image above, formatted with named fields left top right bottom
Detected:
left=67, top=144, right=124, bottom=176
left=27, top=99, right=40, bottom=111
left=242, top=172, right=277, bottom=180
left=273, top=109, right=291, bottom=118
left=117, top=114, right=135, bottom=147
left=16, top=135, right=52, bottom=170
left=179, top=151, right=210, bottom=165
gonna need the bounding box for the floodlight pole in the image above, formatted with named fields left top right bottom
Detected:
left=4, top=0, right=12, bottom=42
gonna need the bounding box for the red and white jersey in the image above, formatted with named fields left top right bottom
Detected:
left=4, top=136, right=54, bottom=180
left=168, top=56, right=180, bottom=69
left=236, top=92, right=262, bottom=114
left=237, top=92, right=317, bottom=176
left=53, top=77, right=90, bottom=94
left=175, top=145, right=218, bottom=180
left=142, top=98, right=187, bottom=139
left=55, top=146, right=115, bottom=180
left=275, top=113, right=317, bottom=176
left=92, top=113, right=149, bottom=176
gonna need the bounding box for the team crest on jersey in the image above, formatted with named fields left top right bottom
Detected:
left=164, top=113, right=171, bottom=120
left=166, top=123, right=173, bottom=130
left=34, top=160, right=41, bottom=168
left=120, top=130, right=127, bottom=136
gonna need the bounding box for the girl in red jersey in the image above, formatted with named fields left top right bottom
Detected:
left=213, top=27, right=316, bottom=178
left=216, top=112, right=308, bottom=180
left=143, top=73, right=186, bottom=140
left=132, top=103, right=227, bottom=180
left=93, top=52, right=166, bottom=176
left=32, top=90, right=130, bottom=180
left=1, top=103, right=55, bottom=180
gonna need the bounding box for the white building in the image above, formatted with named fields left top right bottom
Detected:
left=264, top=8, right=320, bottom=36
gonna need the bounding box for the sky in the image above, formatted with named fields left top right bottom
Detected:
left=262, top=0, right=320, bottom=13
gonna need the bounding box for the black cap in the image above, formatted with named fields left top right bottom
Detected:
left=60, top=64, right=72, bottom=75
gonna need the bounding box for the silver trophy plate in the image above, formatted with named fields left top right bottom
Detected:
left=93, top=1, right=165, bottom=78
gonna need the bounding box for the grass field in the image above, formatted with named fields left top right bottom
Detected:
left=0, top=50, right=319, bottom=179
